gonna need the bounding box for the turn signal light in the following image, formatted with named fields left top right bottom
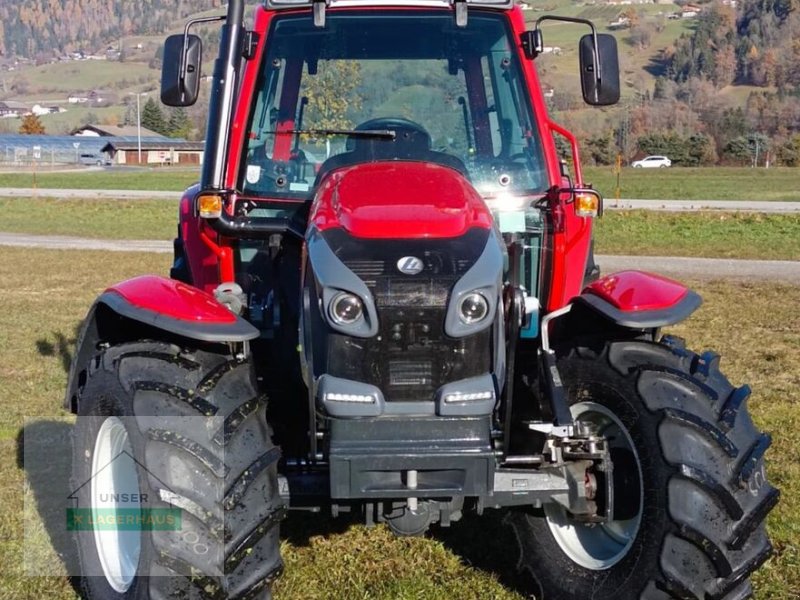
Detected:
left=575, top=192, right=601, bottom=218
left=198, top=194, right=223, bottom=219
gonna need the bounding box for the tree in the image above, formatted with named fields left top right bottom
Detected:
left=122, top=97, right=137, bottom=127
left=18, top=114, right=45, bottom=135
left=167, top=107, right=192, bottom=139
left=140, top=97, right=168, bottom=136
left=722, top=137, right=753, bottom=165
left=304, top=61, right=363, bottom=132
left=628, top=22, right=655, bottom=50
left=586, top=134, right=617, bottom=165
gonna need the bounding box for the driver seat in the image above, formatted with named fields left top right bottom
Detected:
left=315, top=119, right=468, bottom=184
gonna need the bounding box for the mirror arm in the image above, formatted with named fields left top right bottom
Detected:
left=533, top=15, right=602, bottom=102
left=180, top=15, right=227, bottom=96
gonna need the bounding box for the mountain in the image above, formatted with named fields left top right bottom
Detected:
left=668, top=0, right=800, bottom=88
left=0, top=0, right=222, bottom=58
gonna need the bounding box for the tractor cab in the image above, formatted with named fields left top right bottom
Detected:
left=237, top=7, right=548, bottom=201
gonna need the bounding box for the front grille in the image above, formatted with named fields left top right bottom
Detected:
left=373, top=279, right=452, bottom=308
left=346, top=259, right=385, bottom=284
left=389, top=360, right=434, bottom=387
left=321, top=227, right=493, bottom=404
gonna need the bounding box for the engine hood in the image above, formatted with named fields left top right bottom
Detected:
left=309, top=161, right=494, bottom=239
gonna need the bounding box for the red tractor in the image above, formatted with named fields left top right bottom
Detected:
left=66, top=1, right=776, bottom=598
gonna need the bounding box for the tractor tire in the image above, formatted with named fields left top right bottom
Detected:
left=506, top=337, right=777, bottom=600
left=71, top=341, right=284, bottom=600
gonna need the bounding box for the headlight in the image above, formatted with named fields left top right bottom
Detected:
left=330, top=292, right=364, bottom=325
left=458, top=292, right=489, bottom=324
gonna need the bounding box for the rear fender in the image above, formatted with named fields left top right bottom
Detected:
left=64, top=275, right=258, bottom=412
left=554, top=270, right=701, bottom=343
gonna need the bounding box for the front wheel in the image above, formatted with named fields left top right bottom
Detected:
left=506, top=338, right=777, bottom=600
left=71, top=341, right=284, bottom=599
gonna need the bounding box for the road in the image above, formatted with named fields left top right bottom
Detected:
left=597, top=254, right=800, bottom=282
left=0, top=187, right=177, bottom=201
left=0, top=232, right=172, bottom=253
left=1, top=232, right=798, bottom=283
left=0, top=188, right=799, bottom=213
left=605, top=199, right=800, bottom=213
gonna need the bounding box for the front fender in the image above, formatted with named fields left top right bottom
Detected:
left=574, top=270, right=702, bottom=329
left=64, top=276, right=258, bottom=412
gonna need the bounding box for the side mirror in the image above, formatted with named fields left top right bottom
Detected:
left=161, top=34, right=202, bottom=107
left=579, top=33, right=620, bottom=106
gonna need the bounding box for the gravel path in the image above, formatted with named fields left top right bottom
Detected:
left=1, top=232, right=798, bottom=283
left=597, top=254, right=800, bottom=282
left=1, top=188, right=799, bottom=213
left=0, top=232, right=172, bottom=253
left=605, top=199, right=800, bottom=213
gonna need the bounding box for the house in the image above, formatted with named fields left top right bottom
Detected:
left=541, top=46, right=562, bottom=55
left=87, top=89, right=118, bottom=106
left=67, top=90, right=118, bottom=107
left=32, top=104, right=65, bottom=116
left=681, top=4, right=703, bottom=17
left=0, top=101, right=30, bottom=118
left=71, top=123, right=164, bottom=138
left=100, top=139, right=205, bottom=166
left=608, top=16, right=631, bottom=28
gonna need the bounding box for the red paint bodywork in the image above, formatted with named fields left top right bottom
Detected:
left=584, top=271, right=689, bottom=312
left=309, top=162, right=494, bottom=239
left=106, top=275, right=236, bottom=323
left=177, top=5, right=620, bottom=317
left=179, top=187, right=222, bottom=292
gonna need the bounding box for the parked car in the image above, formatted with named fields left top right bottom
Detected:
left=631, top=155, right=671, bottom=168
left=78, top=153, right=111, bottom=166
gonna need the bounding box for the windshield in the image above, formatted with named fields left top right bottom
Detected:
left=240, top=11, right=547, bottom=200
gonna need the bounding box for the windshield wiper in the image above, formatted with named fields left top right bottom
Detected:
left=266, top=129, right=396, bottom=140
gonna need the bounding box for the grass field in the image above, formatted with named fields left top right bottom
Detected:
left=595, top=211, right=800, bottom=260
left=583, top=166, right=800, bottom=202
left=1, top=166, right=798, bottom=202
left=0, top=247, right=796, bottom=599
left=0, top=170, right=199, bottom=192
left=2, top=197, right=799, bottom=261
left=0, top=197, right=178, bottom=240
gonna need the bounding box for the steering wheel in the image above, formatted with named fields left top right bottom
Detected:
left=349, top=117, right=432, bottom=151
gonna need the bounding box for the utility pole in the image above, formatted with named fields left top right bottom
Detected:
left=137, top=93, right=142, bottom=164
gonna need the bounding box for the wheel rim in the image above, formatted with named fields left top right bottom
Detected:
left=90, top=417, right=142, bottom=592
left=544, top=401, right=643, bottom=570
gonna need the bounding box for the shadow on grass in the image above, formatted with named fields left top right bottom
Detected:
left=281, top=504, right=540, bottom=597
left=35, top=322, right=81, bottom=375
left=434, top=510, right=540, bottom=598
left=17, top=419, right=82, bottom=595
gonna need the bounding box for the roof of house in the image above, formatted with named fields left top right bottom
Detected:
left=70, top=123, right=165, bottom=138
left=0, top=100, right=30, bottom=110
left=0, top=133, right=171, bottom=153
left=100, top=140, right=205, bottom=152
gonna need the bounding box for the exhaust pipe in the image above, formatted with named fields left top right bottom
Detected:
left=201, top=0, right=245, bottom=191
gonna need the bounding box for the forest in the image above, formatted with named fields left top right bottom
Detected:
left=557, top=0, right=800, bottom=166
left=0, top=0, right=222, bottom=57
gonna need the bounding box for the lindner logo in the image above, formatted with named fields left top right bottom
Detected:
left=397, top=256, right=424, bottom=275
